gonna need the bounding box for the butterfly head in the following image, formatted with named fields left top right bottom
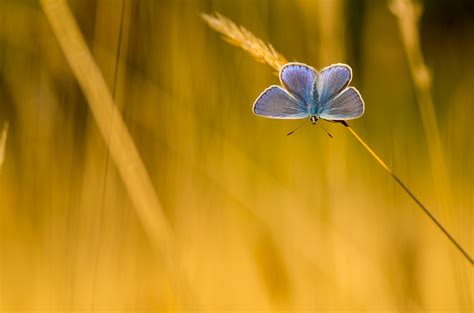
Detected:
left=310, top=115, right=318, bottom=124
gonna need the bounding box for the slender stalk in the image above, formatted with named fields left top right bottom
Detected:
left=0, top=122, right=8, bottom=173
left=340, top=121, right=473, bottom=264
left=89, top=0, right=129, bottom=308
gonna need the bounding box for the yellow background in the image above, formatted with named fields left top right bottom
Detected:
left=0, top=0, right=472, bottom=311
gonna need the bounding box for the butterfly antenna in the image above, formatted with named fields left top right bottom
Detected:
left=287, top=119, right=310, bottom=136
left=319, top=123, right=334, bottom=138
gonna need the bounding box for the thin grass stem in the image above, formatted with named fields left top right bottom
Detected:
left=0, top=122, right=9, bottom=173
left=340, top=121, right=473, bottom=265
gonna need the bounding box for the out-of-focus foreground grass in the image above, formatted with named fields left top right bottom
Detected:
left=0, top=0, right=472, bottom=311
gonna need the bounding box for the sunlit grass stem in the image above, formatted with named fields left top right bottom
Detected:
left=0, top=122, right=8, bottom=173
left=340, top=121, right=473, bottom=265
left=202, top=11, right=473, bottom=265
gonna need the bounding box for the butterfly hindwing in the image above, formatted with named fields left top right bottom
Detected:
left=253, top=85, right=308, bottom=119
left=319, top=87, right=365, bottom=120
left=280, top=63, right=317, bottom=103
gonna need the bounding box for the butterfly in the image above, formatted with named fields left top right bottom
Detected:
left=253, top=62, right=365, bottom=124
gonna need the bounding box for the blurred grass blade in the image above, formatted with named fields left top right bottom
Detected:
left=390, top=0, right=455, bottom=223
left=390, top=0, right=472, bottom=302
left=39, top=0, right=172, bottom=249
left=0, top=122, right=8, bottom=173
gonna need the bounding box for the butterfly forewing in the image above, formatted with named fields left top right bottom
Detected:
left=253, top=85, right=308, bottom=119
left=319, top=87, right=364, bottom=120
left=318, top=64, right=352, bottom=104
left=280, top=63, right=317, bottom=103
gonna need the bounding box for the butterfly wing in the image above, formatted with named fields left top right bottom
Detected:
left=319, top=87, right=365, bottom=120
left=317, top=64, right=352, bottom=104
left=253, top=85, right=308, bottom=119
left=280, top=63, right=317, bottom=103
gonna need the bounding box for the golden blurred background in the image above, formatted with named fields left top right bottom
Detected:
left=0, top=0, right=472, bottom=311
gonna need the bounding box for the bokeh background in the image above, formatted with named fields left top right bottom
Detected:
left=0, top=0, right=472, bottom=311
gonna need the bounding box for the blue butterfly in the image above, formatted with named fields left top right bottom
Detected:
left=253, top=62, right=364, bottom=124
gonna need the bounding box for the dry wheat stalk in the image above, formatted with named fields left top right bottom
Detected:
left=201, top=12, right=287, bottom=72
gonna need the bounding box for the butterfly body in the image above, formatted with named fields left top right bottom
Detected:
left=253, top=62, right=364, bottom=122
